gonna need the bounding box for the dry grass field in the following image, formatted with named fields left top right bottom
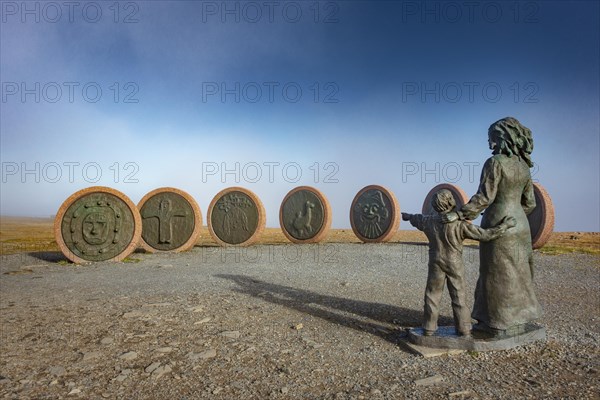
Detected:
left=0, top=216, right=598, bottom=257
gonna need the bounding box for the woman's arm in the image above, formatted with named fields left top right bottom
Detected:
left=521, top=176, right=536, bottom=215
left=460, top=156, right=502, bottom=220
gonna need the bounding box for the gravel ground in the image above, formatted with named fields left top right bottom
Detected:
left=0, top=243, right=598, bottom=399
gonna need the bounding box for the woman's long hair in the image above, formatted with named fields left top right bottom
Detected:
left=488, top=117, right=534, bottom=167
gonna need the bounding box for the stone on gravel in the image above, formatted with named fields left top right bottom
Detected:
left=122, top=311, right=145, bottom=319
left=147, top=302, right=172, bottom=307
left=145, top=362, right=161, bottom=373
left=415, top=375, right=444, bottom=386
left=302, top=337, right=323, bottom=348
left=194, top=317, right=212, bottom=324
left=151, top=365, right=172, bottom=379
left=119, top=351, right=138, bottom=361
left=100, top=337, right=114, bottom=345
left=188, top=349, right=217, bottom=361
left=400, top=338, right=466, bottom=358
left=156, top=347, right=173, bottom=353
left=68, top=388, right=81, bottom=395
left=48, top=366, right=66, bottom=376
left=114, top=369, right=132, bottom=382
left=449, top=390, right=472, bottom=397
left=82, top=351, right=101, bottom=361
left=220, top=330, right=240, bottom=339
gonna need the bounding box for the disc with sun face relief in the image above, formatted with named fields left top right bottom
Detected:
left=54, top=186, right=141, bottom=263
left=350, top=185, right=400, bottom=243
left=279, top=186, right=331, bottom=244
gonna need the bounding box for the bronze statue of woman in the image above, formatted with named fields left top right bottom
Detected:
left=444, top=117, right=542, bottom=336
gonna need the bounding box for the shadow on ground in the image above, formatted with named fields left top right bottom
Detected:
left=397, top=242, right=428, bottom=247
left=216, top=274, right=453, bottom=347
left=28, top=251, right=68, bottom=263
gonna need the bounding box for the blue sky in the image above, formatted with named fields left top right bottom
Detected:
left=1, top=0, right=599, bottom=231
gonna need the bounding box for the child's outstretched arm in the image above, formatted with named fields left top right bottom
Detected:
left=401, top=212, right=425, bottom=231
left=462, top=216, right=516, bottom=242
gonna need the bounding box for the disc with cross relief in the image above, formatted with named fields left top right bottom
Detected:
left=138, top=187, right=202, bottom=253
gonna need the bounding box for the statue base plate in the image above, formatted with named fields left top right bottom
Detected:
left=407, top=323, right=546, bottom=352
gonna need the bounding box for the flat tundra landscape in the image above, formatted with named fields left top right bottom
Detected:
left=0, top=217, right=598, bottom=399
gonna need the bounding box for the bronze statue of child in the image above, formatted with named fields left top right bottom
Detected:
left=402, top=189, right=516, bottom=337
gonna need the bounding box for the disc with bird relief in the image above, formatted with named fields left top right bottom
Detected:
left=279, top=186, right=331, bottom=244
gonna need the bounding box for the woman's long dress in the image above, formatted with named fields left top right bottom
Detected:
left=461, top=154, right=542, bottom=330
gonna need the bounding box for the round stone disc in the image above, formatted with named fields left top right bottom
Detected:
left=421, top=183, right=469, bottom=216
left=207, top=187, right=266, bottom=246
left=350, top=185, right=400, bottom=243
left=138, top=187, right=202, bottom=253
left=527, top=183, right=555, bottom=249
left=279, top=186, right=332, bottom=244
left=54, top=186, right=141, bottom=263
